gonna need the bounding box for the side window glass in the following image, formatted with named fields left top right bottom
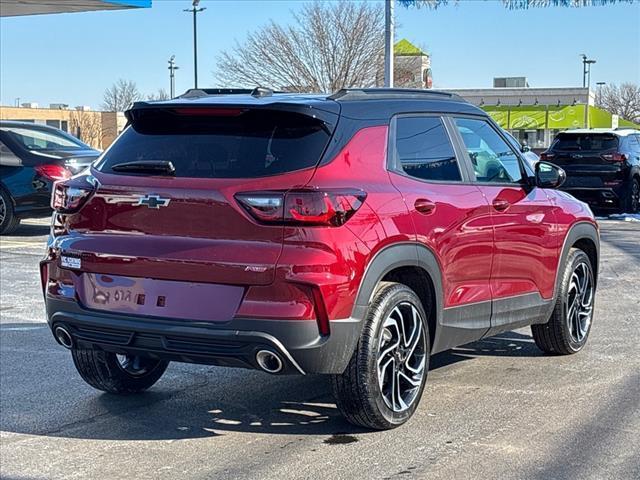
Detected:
left=454, top=118, right=524, bottom=184
left=0, top=140, right=22, bottom=167
left=395, top=116, right=461, bottom=182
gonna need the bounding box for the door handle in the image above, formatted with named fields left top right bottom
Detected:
left=492, top=198, right=510, bottom=212
left=415, top=198, right=436, bottom=215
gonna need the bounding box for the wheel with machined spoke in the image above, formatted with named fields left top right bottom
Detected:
left=565, top=261, right=594, bottom=344
left=332, top=282, right=430, bottom=430
left=377, top=302, right=427, bottom=413
left=0, top=189, right=20, bottom=235
left=532, top=248, right=595, bottom=354
left=623, top=177, right=640, bottom=214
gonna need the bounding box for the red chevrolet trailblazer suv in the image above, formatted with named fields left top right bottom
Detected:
left=41, top=88, right=599, bottom=430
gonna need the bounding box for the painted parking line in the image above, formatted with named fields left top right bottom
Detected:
left=1, top=326, right=47, bottom=331
left=0, top=240, right=46, bottom=248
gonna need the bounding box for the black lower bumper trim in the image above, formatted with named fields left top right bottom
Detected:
left=46, top=298, right=362, bottom=375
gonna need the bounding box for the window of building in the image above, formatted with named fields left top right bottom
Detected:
left=454, top=117, right=523, bottom=184
left=395, top=116, right=461, bottom=182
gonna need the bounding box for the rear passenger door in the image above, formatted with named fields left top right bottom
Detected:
left=451, top=116, right=558, bottom=334
left=387, top=115, right=494, bottom=351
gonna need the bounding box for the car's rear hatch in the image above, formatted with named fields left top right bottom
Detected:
left=56, top=102, right=337, bottom=318
left=546, top=132, right=624, bottom=188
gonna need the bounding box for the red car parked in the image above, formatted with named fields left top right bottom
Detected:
left=41, top=88, right=599, bottom=430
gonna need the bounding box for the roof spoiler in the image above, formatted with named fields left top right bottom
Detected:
left=178, top=87, right=279, bottom=99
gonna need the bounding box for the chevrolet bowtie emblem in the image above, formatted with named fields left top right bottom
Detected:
left=136, top=194, right=171, bottom=209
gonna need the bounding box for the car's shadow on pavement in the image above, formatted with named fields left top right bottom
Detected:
left=1, top=324, right=541, bottom=441
left=6, top=221, right=49, bottom=237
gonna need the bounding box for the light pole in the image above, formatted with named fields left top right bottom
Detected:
left=184, top=0, right=206, bottom=89
left=581, top=54, right=596, bottom=89
left=596, top=81, right=606, bottom=105
left=168, top=55, right=179, bottom=98
left=384, top=0, right=395, bottom=88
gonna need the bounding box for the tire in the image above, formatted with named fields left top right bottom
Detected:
left=532, top=248, right=595, bottom=355
left=332, top=282, right=430, bottom=430
left=622, top=177, right=640, bottom=214
left=0, top=189, right=20, bottom=235
left=71, top=349, right=169, bottom=394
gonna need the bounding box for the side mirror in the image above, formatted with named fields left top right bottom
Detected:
left=520, top=144, right=531, bottom=153
left=535, top=161, right=566, bottom=189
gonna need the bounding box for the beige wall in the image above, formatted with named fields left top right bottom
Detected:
left=0, top=106, right=125, bottom=149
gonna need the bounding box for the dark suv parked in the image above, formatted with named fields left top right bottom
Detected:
left=0, top=121, right=100, bottom=234
left=541, top=128, right=640, bottom=213
left=41, top=88, right=599, bottom=429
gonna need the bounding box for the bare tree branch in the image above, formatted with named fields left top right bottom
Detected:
left=102, top=79, right=142, bottom=112
left=147, top=88, right=170, bottom=101
left=596, top=83, right=640, bottom=124
left=215, top=1, right=385, bottom=93
left=69, top=110, right=103, bottom=149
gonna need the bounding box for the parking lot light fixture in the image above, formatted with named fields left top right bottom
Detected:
left=168, top=55, right=179, bottom=98
left=184, top=0, right=206, bottom=89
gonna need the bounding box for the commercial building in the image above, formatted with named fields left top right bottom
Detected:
left=394, top=39, right=432, bottom=89
left=448, top=80, right=639, bottom=150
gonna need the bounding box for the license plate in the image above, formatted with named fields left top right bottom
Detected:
left=77, top=273, right=244, bottom=322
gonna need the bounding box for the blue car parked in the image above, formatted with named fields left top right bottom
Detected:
left=0, top=121, right=100, bottom=234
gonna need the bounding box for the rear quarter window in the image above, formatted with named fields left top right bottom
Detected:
left=97, top=109, right=332, bottom=179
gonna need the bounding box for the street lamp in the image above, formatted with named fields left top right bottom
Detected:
left=384, top=0, right=395, bottom=88
left=168, top=55, right=179, bottom=98
left=184, top=0, right=206, bottom=89
left=596, top=81, right=606, bottom=105
left=581, top=54, right=596, bottom=89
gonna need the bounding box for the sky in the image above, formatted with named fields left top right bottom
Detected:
left=1, top=0, right=639, bottom=109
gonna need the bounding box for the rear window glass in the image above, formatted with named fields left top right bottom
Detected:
left=552, top=134, right=618, bottom=151
left=97, top=109, right=331, bottom=178
left=1, top=126, right=87, bottom=151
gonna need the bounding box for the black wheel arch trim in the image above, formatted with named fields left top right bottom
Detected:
left=542, top=220, right=600, bottom=323
left=351, top=242, right=445, bottom=348
left=554, top=221, right=600, bottom=296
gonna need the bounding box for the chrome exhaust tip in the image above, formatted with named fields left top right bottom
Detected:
left=54, top=325, right=73, bottom=349
left=255, top=349, right=283, bottom=374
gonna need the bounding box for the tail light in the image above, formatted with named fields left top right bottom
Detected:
left=51, top=174, right=98, bottom=214
left=540, top=152, right=555, bottom=161
left=35, top=164, right=71, bottom=181
left=601, top=152, right=627, bottom=162
left=236, top=189, right=366, bottom=227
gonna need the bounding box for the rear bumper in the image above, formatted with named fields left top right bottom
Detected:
left=45, top=297, right=361, bottom=375
left=561, top=186, right=625, bottom=209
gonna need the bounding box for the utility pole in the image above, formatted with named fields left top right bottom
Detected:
left=384, top=0, right=395, bottom=88
left=168, top=55, right=179, bottom=98
left=184, top=0, right=206, bottom=89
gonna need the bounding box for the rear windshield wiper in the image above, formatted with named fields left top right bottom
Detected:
left=111, top=160, right=176, bottom=176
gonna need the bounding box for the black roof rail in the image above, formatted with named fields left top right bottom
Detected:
left=178, top=87, right=279, bottom=99
left=328, top=88, right=462, bottom=101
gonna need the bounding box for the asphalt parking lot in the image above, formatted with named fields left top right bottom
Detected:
left=0, top=217, right=638, bottom=480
